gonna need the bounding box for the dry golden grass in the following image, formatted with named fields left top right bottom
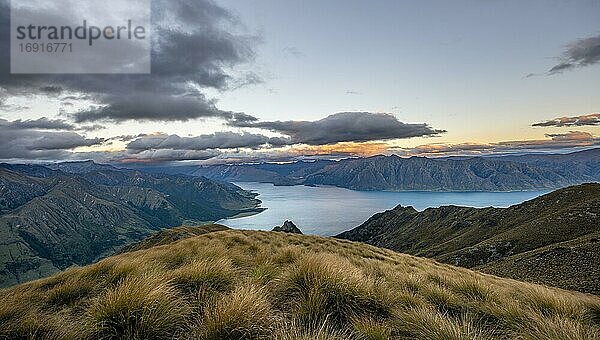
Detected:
left=0, top=229, right=599, bottom=339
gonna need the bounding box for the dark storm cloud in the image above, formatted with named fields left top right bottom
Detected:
left=72, top=94, right=224, bottom=123
left=7, top=117, right=76, bottom=130
left=120, top=149, right=220, bottom=162
left=0, top=0, right=261, bottom=123
left=3, top=117, right=104, bottom=132
left=126, top=131, right=291, bottom=152
left=79, top=124, right=106, bottom=132
left=0, top=119, right=104, bottom=160
left=549, top=34, right=600, bottom=74
left=231, top=112, right=445, bottom=145
left=532, top=113, right=600, bottom=127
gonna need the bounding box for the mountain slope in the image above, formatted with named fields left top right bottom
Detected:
left=305, top=155, right=584, bottom=191
left=0, top=165, right=262, bottom=287
left=336, top=183, right=600, bottom=294
left=1, top=229, right=598, bottom=339
left=183, top=159, right=337, bottom=186
left=489, top=148, right=600, bottom=181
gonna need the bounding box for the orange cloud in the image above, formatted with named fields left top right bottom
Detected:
left=532, top=113, right=600, bottom=127
left=289, top=141, right=389, bottom=157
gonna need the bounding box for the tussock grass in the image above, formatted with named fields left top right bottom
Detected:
left=170, top=258, right=235, bottom=296
left=277, top=254, right=391, bottom=326
left=88, top=276, right=189, bottom=339
left=1, top=229, right=599, bottom=339
left=352, top=317, right=391, bottom=339
left=519, top=315, right=600, bottom=340
left=394, top=307, right=496, bottom=340
left=449, top=276, right=496, bottom=302
left=195, top=283, right=274, bottom=339
left=46, top=278, right=95, bottom=307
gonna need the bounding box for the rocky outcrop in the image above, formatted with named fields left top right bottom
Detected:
left=272, top=220, right=303, bottom=234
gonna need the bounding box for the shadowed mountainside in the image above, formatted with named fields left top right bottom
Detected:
left=0, top=163, right=262, bottom=287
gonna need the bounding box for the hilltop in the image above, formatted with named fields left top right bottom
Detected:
left=337, top=183, right=600, bottom=294
left=1, top=228, right=599, bottom=339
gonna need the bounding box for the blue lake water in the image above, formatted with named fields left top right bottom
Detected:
left=219, top=182, right=551, bottom=236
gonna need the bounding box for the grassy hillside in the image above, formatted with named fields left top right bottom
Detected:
left=1, top=229, right=599, bottom=339
left=0, top=165, right=262, bottom=287
left=337, top=183, right=600, bottom=294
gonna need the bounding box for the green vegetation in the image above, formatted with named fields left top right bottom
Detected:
left=1, top=229, right=599, bottom=339
left=0, top=163, right=261, bottom=287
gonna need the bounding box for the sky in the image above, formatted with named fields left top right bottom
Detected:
left=0, top=0, right=599, bottom=163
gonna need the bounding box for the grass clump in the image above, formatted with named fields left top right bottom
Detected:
left=394, top=307, right=494, bottom=340
left=46, top=278, right=95, bottom=307
left=88, top=276, right=188, bottom=339
left=351, top=317, right=391, bottom=340
left=277, top=254, right=391, bottom=326
left=196, top=283, right=274, bottom=339
left=518, top=285, right=585, bottom=320
left=449, top=276, right=496, bottom=302
left=519, top=315, right=600, bottom=340
left=170, top=258, right=235, bottom=296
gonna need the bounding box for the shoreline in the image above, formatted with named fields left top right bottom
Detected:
left=223, top=207, right=267, bottom=220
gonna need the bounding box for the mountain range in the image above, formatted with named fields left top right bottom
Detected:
left=336, top=183, right=600, bottom=294
left=0, top=162, right=262, bottom=287
left=158, top=148, right=600, bottom=191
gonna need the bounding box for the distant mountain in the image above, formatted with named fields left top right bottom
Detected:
left=303, top=155, right=579, bottom=191
left=488, top=148, right=600, bottom=181
left=336, top=183, right=600, bottom=294
left=45, top=159, right=121, bottom=173
left=0, top=163, right=262, bottom=287
left=165, top=149, right=600, bottom=191
left=182, top=160, right=336, bottom=186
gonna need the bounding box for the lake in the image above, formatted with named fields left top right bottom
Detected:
left=219, top=182, right=551, bottom=236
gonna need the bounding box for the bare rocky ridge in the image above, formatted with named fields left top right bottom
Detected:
left=272, top=220, right=303, bottom=234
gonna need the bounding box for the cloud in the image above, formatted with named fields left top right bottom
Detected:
left=549, top=34, right=600, bottom=74
left=231, top=112, right=445, bottom=145
left=0, top=119, right=104, bottom=160
left=3, top=117, right=105, bottom=132
left=394, top=131, right=599, bottom=157
left=118, top=149, right=220, bottom=163
left=7, top=117, right=76, bottom=130
left=126, top=131, right=290, bottom=153
left=0, top=0, right=261, bottom=123
left=72, top=93, right=224, bottom=123
left=532, top=113, right=600, bottom=127
left=544, top=131, right=594, bottom=141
